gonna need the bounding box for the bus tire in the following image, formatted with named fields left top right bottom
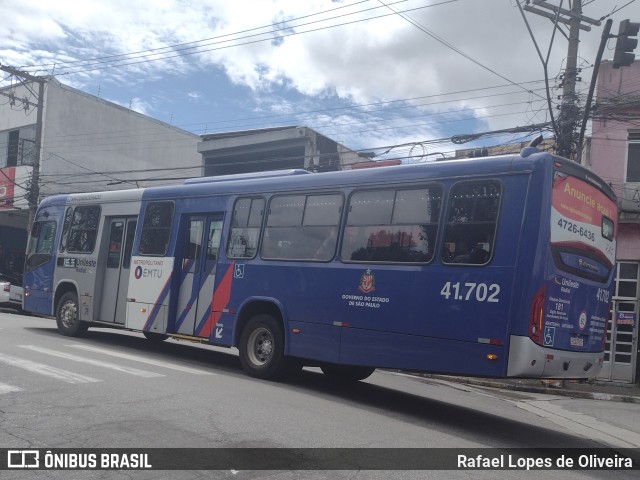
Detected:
left=55, top=291, right=89, bottom=337
left=321, top=365, right=375, bottom=382
left=239, top=314, right=299, bottom=380
left=143, top=331, right=169, bottom=342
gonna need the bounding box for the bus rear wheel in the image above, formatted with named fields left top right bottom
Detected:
left=239, top=314, right=300, bottom=380
left=321, top=365, right=375, bottom=382
left=55, top=291, right=89, bottom=337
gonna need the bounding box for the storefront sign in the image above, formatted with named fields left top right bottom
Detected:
left=0, top=168, right=15, bottom=210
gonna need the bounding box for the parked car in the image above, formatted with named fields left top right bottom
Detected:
left=0, top=273, right=23, bottom=310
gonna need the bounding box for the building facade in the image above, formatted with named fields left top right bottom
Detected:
left=198, top=126, right=362, bottom=176
left=590, top=60, right=640, bottom=383
left=0, top=77, right=201, bottom=279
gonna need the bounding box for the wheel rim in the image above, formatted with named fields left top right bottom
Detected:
left=60, top=300, right=77, bottom=329
left=246, top=327, right=274, bottom=367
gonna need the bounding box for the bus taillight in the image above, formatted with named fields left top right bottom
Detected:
left=528, top=286, right=546, bottom=345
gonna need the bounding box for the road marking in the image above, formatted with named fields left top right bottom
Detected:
left=0, top=382, right=22, bottom=394
left=0, top=353, right=100, bottom=384
left=514, top=400, right=640, bottom=448
left=66, top=344, right=216, bottom=375
left=19, top=345, right=164, bottom=378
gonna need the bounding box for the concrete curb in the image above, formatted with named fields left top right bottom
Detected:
left=429, top=375, right=640, bottom=404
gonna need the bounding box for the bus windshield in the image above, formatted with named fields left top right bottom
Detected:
left=25, top=220, right=57, bottom=273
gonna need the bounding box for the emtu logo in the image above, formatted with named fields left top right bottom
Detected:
left=134, top=266, right=163, bottom=279
left=7, top=450, right=39, bottom=468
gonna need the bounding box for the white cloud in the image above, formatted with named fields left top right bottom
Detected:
left=2, top=0, right=639, bottom=150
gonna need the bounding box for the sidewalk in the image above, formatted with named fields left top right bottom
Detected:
left=430, top=375, right=640, bottom=403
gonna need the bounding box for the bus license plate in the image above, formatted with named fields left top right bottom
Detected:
left=570, top=336, right=584, bottom=347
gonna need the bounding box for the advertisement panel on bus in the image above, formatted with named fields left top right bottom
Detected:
left=540, top=170, right=618, bottom=353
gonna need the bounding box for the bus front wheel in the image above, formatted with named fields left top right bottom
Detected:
left=55, top=291, right=89, bottom=337
left=239, top=314, right=299, bottom=380
left=321, top=365, right=375, bottom=382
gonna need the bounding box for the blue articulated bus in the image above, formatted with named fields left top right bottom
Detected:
left=23, top=146, right=617, bottom=382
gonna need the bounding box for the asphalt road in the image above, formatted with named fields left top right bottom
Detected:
left=0, top=310, right=638, bottom=479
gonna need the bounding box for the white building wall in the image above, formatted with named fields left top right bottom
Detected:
left=40, top=79, right=201, bottom=196
left=0, top=76, right=202, bottom=272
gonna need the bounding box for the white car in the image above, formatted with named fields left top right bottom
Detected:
left=0, top=274, right=23, bottom=310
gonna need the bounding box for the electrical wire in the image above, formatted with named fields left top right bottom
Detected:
left=27, top=1, right=458, bottom=77
left=377, top=0, right=547, bottom=102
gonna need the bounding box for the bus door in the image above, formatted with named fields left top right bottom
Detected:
left=100, top=217, right=137, bottom=324
left=175, top=215, right=223, bottom=337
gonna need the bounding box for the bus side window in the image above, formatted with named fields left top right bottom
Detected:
left=66, top=206, right=101, bottom=254
left=304, top=194, right=342, bottom=261
left=183, top=219, right=203, bottom=263
left=59, top=207, right=73, bottom=253
left=227, top=197, right=264, bottom=259
left=122, top=220, right=136, bottom=269
left=107, top=221, right=124, bottom=268
left=206, top=221, right=221, bottom=261
left=341, top=186, right=441, bottom=264
left=262, top=194, right=343, bottom=261
left=139, top=202, right=174, bottom=256
left=441, top=181, right=501, bottom=265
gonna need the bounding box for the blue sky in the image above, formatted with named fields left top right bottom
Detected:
left=2, top=0, right=640, bottom=161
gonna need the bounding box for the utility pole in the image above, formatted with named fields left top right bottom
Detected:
left=575, top=19, right=640, bottom=159
left=523, top=0, right=601, bottom=159
left=556, top=0, right=582, bottom=159
left=0, top=64, right=46, bottom=230
left=576, top=19, right=613, bottom=161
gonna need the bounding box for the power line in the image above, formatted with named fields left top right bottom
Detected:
left=26, top=0, right=377, bottom=70
left=28, top=1, right=457, bottom=77
left=37, top=120, right=550, bottom=191
left=31, top=106, right=547, bottom=165
left=26, top=1, right=416, bottom=72
left=4, top=79, right=546, bottom=148
left=179, top=81, right=548, bottom=132
left=36, top=93, right=548, bottom=151
left=378, top=0, right=547, bottom=102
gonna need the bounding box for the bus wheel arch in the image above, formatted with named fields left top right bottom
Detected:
left=54, top=282, right=77, bottom=316
left=235, top=300, right=299, bottom=380
left=55, top=287, right=89, bottom=337
left=234, top=300, right=286, bottom=349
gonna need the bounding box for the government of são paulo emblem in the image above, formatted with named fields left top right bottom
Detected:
left=358, top=269, right=375, bottom=293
